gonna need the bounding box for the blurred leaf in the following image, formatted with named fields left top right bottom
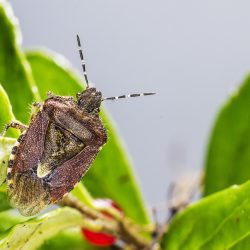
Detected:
left=0, top=0, right=40, bottom=123
left=26, top=50, right=150, bottom=225
left=162, top=181, right=250, bottom=250
left=0, top=84, right=18, bottom=138
left=228, top=235, right=250, bottom=250
left=0, top=84, right=18, bottom=210
left=26, top=50, right=83, bottom=98
left=0, top=137, right=15, bottom=187
left=39, top=229, right=104, bottom=250
left=0, top=192, right=11, bottom=212
left=71, top=183, right=94, bottom=208
left=0, top=209, right=28, bottom=233
left=0, top=207, right=89, bottom=250
left=204, top=75, right=250, bottom=196
left=0, top=83, right=17, bottom=186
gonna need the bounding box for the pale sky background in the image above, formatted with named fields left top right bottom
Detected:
left=11, top=0, right=250, bottom=207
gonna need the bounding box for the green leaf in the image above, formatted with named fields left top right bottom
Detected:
left=0, top=209, right=28, bottom=234
left=0, top=193, right=11, bottom=212
left=0, top=137, right=16, bottom=187
left=0, top=83, right=18, bottom=186
left=162, top=180, right=250, bottom=250
left=229, top=234, right=250, bottom=250
left=0, top=0, right=40, bottom=123
left=204, top=75, right=250, bottom=196
left=25, top=50, right=83, bottom=98
left=39, top=229, right=104, bottom=250
left=71, top=183, right=95, bottom=208
left=0, top=84, right=18, bottom=210
left=0, top=84, right=18, bottom=138
left=0, top=207, right=89, bottom=250
left=26, top=50, right=150, bottom=225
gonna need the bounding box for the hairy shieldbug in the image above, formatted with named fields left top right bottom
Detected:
left=1, top=35, right=155, bottom=216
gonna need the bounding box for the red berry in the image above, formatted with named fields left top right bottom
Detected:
left=81, top=199, right=122, bottom=247
left=81, top=229, right=116, bottom=247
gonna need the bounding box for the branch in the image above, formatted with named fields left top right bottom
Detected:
left=59, top=194, right=152, bottom=249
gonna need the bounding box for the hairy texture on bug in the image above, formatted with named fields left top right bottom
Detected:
left=8, top=171, right=51, bottom=216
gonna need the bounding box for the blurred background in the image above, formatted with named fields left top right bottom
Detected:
left=11, top=0, right=250, bottom=207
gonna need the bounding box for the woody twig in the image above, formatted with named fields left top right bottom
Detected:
left=60, top=194, right=153, bottom=249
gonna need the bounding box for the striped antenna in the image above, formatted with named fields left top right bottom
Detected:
left=76, top=34, right=89, bottom=88
left=102, top=92, right=156, bottom=101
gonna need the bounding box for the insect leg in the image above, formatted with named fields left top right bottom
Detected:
left=31, top=102, right=43, bottom=118
left=1, top=122, right=28, bottom=137
left=47, top=91, right=55, bottom=98
left=33, top=102, right=42, bottom=109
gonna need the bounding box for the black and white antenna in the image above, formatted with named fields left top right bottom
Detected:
left=76, top=34, right=89, bottom=89
left=76, top=35, right=155, bottom=99
left=102, top=92, right=156, bottom=101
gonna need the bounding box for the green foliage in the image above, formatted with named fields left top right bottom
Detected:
left=0, top=193, right=11, bottom=212
left=0, top=85, right=18, bottom=138
left=0, top=208, right=89, bottom=250
left=0, top=210, right=27, bottom=234
left=229, top=235, right=250, bottom=250
left=161, top=75, right=250, bottom=248
left=0, top=137, right=15, bottom=186
left=161, top=73, right=250, bottom=249
left=204, top=75, right=250, bottom=195
left=39, top=230, right=102, bottom=250
left=0, top=0, right=40, bottom=123
left=162, top=181, right=250, bottom=250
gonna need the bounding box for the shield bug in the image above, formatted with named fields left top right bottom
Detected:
left=1, top=35, right=155, bottom=216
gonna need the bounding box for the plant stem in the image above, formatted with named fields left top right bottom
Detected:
left=60, top=194, right=152, bottom=249
left=71, top=182, right=94, bottom=208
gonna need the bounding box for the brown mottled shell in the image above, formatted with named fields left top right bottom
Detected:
left=7, top=94, right=107, bottom=216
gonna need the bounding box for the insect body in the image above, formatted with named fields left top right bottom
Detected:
left=2, top=35, right=155, bottom=216
left=6, top=89, right=107, bottom=216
